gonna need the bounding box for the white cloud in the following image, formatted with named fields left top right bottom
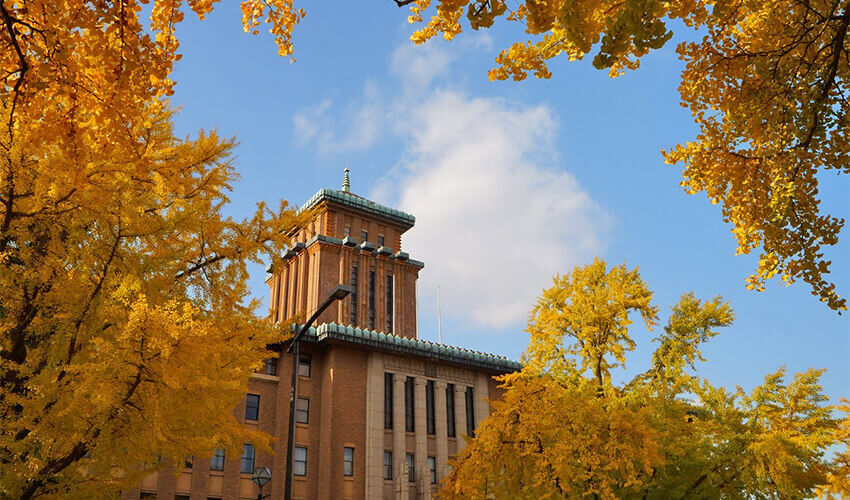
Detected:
left=377, top=90, right=609, bottom=328
left=291, top=81, right=384, bottom=153
left=294, top=41, right=610, bottom=329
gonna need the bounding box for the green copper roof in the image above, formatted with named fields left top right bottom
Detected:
left=299, top=188, right=415, bottom=229
left=295, top=322, right=521, bottom=373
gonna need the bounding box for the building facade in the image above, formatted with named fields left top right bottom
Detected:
left=126, top=172, right=520, bottom=499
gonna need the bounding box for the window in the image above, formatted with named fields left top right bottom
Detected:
left=344, top=225, right=351, bottom=237
left=349, top=262, right=358, bottom=325
left=377, top=235, right=385, bottom=247
left=368, top=270, right=375, bottom=330
left=210, top=448, right=225, bottom=471
left=343, top=447, right=354, bottom=476
left=384, top=372, right=393, bottom=429
left=293, top=446, right=307, bottom=476
left=446, top=384, right=456, bottom=437
left=245, top=394, right=259, bottom=421
left=465, top=386, right=476, bottom=437
left=426, top=380, right=435, bottom=435
left=241, top=443, right=255, bottom=474
left=184, top=455, right=194, bottom=469
left=383, top=451, right=393, bottom=480
left=361, top=230, right=368, bottom=242
left=140, top=493, right=156, bottom=500
left=385, top=274, right=394, bottom=333
left=406, top=453, right=415, bottom=482
left=295, top=397, right=310, bottom=424
left=175, top=495, right=191, bottom=500
left=264, top=356, right=277, bottom=375
left=298, top=354, right=311, bottom=378
left=405, top=376, right=415, bottom=432
left=428, top=456, right=437, bottom=484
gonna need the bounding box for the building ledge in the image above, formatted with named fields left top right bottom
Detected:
left=292, top=323, right=521, bottom=373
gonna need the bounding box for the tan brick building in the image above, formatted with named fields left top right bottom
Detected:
left=127, top=173, right=520, bottom=500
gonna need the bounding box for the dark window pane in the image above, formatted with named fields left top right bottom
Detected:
left=294, top=446, right=307, bottom=476
left=361, top=230, right=368, bottom=242
left=368, top=270, right=375, bottom=330
left=349, top=263, right=358, bottom=325
left=446, top=384, right=456, bottom=438
left=406, top=453, right=415, bottom=482
left=245, top=394, right=260, bottom=421
left=384, top=373, right=393, bottom=429
left=465, top=386, right=476, bottom=437
left=210, top=449, right=225, bottom=471
left=264, top=357, right=277, bottom=375
left=184, top=455, right=193, bottom=469
left=295, top=397, right=310, bottom=424
left=298, top=354, right=311, bottom=378
left=378, top=235, right=385, bottom=247
left=383, top=451, right=393, bottom=480
left=405, top=376, right=415, bottom=432
left=343, top=446, right=354, bottom=476
left=241, top=443, right=255, bottom=474
left=426, top=380, right=435, bottom=435
left=428, top=456, right=437, bottom=484
left=175, top=495, right=191, bottom=500
left=385, top=274, right=393, bottom=333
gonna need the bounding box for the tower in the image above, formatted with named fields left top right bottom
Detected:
left=266, top=170, right=424, bottom=338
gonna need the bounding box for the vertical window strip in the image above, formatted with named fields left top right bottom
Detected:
left=385, top=274, right=394, bottom=333
left=241, top=444, right=255, bottom=474
left=294, top=446, right=307, bottom=476
left=405, top=376, right=415, bottom=432
left=343, top=447, right=354, bottom=476
left=349, top=262, right=358, bottom=325
left=446, top=384, right=456, bottom=437
left=368, top=270, right=376, bottom=330
left=465, top=386, right=476, bottom=437
left=425, top=380, right=435, bottom=435
left=384, top=373, right=394, bottom=429
left=383, top=451, right=393, bottom=480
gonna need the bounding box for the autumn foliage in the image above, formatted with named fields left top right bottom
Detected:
left=440, top=260, right=850, bottom=498
left=0, top=0, right=306, bottom=497
left=405, top=0, right=850, bottom=311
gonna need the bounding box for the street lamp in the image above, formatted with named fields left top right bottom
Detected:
left=283, top=284, right=354, bottom=500
left=251, top=467, right=271, bottom=500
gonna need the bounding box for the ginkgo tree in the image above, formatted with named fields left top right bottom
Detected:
left=397, top=0, right=850, bottom=312
left=0, top=0, right=307, bottom=497
left=440, top=259, right=850, bottom=498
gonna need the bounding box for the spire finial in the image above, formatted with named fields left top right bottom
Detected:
left=342, top=167, right=351, bottom=192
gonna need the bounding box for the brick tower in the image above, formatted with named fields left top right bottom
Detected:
left=266, top=168, right=424, bottom=338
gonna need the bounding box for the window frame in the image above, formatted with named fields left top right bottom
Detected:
left=404, top=376, right=415, bottom=432
left=293, top=446, right=308, bottom=476
left=210, top=448, right=225, bottom=472
left=241, top=443, right=255, bottom=474
left=446, top=383, right=456, bottom=437
left=264, top=357, right=277, bottom=376
left=349, top=262, right=358, bottom=325
left=245, top=394, right=260, bottom=421
left=295, top=396, right=310, bottom=424
left=426, top=380, right=435, bottom=435
left=428, top=456, right=437, bottom=484
left=383, top=450, right=393, bottom=480
left=406, top=453, right=415, bottom=482
left=465, top=386, right=476, bottom=437
left=298, top=354, right=311, bottom=378
left=343, top=446, right=354, bottom=477
left=384, top=372, right=393, bottom=429
left=385, top=274, right=394, bottom=333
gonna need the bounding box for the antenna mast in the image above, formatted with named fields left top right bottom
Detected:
left=436, top=285, right=443, bottom=344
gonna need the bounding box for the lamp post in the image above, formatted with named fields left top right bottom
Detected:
left=251, top=467, right=271, bottom=500
left=283, top=284, right=353, bottom=500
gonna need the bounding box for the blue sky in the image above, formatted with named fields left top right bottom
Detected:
left=169, top=3, right=848, bottom=401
